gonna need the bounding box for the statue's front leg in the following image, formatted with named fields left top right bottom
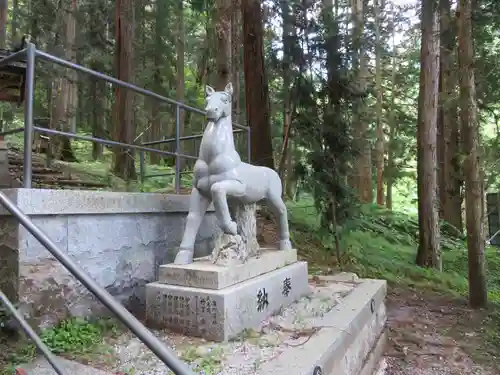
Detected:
left=174, top=188, right=211, bottom=265
left=210, top=180, right=246, bottom=235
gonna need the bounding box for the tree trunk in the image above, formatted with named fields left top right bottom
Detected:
left=176, top=0, right=186, bottom=169
left=0, top=0, right=8, bottom=48
left=278, top=0, right=295, bottom=184
left=149, top=0, right=168, bottom=165
left=374, top=0, right=384, bottom=206
left=215, top=0, right=232, bottom=90
left=242, top=0, right=274, bottom=169
left=11, top=0, right=17, bottom=42
left=88, top=0, right=107, bottom=160
left=112, top=0, right=136, bottom=180
left=386, top=3, right=397, bottom=210
left=457, top=0, right=487, bottom=308
left=438, top=0, right=463, bottom=232
left=231, top=0, right=242, bottom=124
left=49, top=0, right=78, bottom=163
left=351, top=0, right=372, bottom=203
left=415, top=0, right=441, bottom=270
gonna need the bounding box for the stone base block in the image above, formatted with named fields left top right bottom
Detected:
left=146, top=261, right=309, bottom=341
left=158, top=248, right=297, bottom=289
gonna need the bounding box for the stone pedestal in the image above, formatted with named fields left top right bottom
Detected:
left=145, top=249, right=309, bottom=342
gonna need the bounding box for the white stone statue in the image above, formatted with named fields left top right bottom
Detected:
left=174, top=82, right=292, bottom=265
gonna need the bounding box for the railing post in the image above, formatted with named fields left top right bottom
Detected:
left=139, top=151, right=145, bottom=184
left=175, top=105, right=181, bottom=194
left=23, top=43, right=36, bottom=188
left=247, top=126, right=251, bottom=162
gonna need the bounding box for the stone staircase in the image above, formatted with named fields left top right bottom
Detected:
left=7, top=147, right=108, bottom=190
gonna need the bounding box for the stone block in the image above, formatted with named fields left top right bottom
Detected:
left=158, top=248, right=297, bottom=289
left=146, top=261, right=309, bottom=341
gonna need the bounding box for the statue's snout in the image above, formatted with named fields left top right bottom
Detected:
left=206, top=106, right=219, bottom=120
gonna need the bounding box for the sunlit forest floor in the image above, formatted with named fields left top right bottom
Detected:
left=1, top=137, right=500, bottom=374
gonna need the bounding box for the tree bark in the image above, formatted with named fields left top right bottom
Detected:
left=374, top=0, right=384, bottom=206
left=0, top=0, right=8, bottom=48
left=231, top=0, right=242, bottom=124
left=351, top=0, right=372, bottom=203
left=386, top=6, right=397, bottom=210
left=215, top=0, right=232, bottom=90
left=150, top=0, right=167, bottom=165
left=416, top=0, right=441, bottom=270
left=438, top=0, right=463, bottom=232
left=457, top=0, right=487, bottom=308
left=11, top=0, right=17, bottom=42
left=112, top=0, right=137, bottom=180
left=176, top=0, right=186, bottom=168
left=242, top=0, right=274, bottom=169
left=49, top=0, right=77, bottom=163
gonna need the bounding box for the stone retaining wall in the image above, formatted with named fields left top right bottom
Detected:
left=0, top=189, right=217, bottom=328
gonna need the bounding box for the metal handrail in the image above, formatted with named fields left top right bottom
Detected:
left=0, top=191, right=195, bottom=375
left=0, top=290, right=67, bottom=374
left=0, top=42, right=251, bottom=192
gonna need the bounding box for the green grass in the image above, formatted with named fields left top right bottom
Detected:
left=0, top=317, right=122, bottom=374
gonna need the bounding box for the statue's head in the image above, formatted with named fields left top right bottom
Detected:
left=205, top=83, right=233, bottom=121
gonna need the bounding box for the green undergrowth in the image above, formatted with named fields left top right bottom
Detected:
left=0, top=317, right=122, bottom=374
left=288, top=198, right=500, bottom=351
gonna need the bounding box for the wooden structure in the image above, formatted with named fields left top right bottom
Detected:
left=0, top=48, right=27, bottom=104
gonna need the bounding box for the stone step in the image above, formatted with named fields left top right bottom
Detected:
left=158, top=248, right=298, bottom=290
left=17, top=356, right=116, bottom=375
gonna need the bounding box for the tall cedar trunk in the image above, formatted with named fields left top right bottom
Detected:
left=0, top=0, right=7, bottom=48
left=386, top=6, right=397, bottom=210
left=438, top=0, right=463, bottom=232
left=49, top=0, right=77, bottom=163
left=374, top=0, right=384, bottom=205
left=231, top=0, right=242, bottom=124
left=351, top=0, right=372, bottom=203
left=150, top=0, right=167, bottom=165
left=11, top=0, right=17, bottom=41
left=278, top=0, right=295, bottom=184
left=176, top=0, right=186, bottom=168
left=416, top=0, right=441, bottom=269
left=113, top=0, right=136, bottom=180
left=89, top=0, right=107, bottom=160
left=457, top=0, right=487, bottom=308
left=215, top=0, right=232, bottom=90
left=90, top=79, right=105, bottom=160
left=242, top=0, right=274, bottom=169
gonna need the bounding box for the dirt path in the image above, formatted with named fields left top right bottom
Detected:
left=383, top=289, right=499, bottom=375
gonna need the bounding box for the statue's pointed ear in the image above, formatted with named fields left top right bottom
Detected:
left=224, top=82, right=233, bottom=96
left=205, top=85, right=215, bottom=97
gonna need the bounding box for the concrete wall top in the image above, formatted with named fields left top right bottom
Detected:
left=0, top=188, right=212, bottom=215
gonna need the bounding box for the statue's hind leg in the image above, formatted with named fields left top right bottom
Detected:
left=266, top=190, right=292, bottom=250
left=174, top=188, right=211, bottom=265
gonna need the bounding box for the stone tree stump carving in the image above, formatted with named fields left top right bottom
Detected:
left=211, top=202, right=260, bottom=265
